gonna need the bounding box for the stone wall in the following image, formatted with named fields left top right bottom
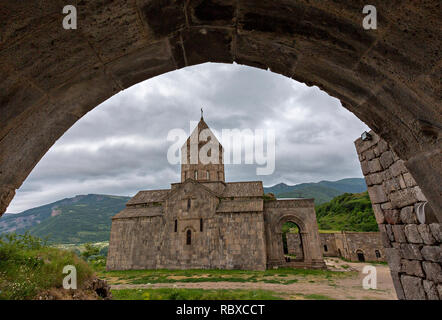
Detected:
left=335, top=232, right=385, bottom=262
left=355, top=131, right=441, bottom=300
left=319, top=232, right=384, bottom=261
left=320, top=233, right=339, bottom=257
left=107, top=215, right=164, bottom=270
left=286, top=233, right=303, bottom=259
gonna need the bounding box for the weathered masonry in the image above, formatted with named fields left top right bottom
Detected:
left=320, top=232, right=385, bottom=262
left=355, top=131, right=441, bottom=300
left=107, top=117, right=325, bottom=270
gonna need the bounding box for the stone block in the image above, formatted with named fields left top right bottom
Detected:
left=423, top=280, right=440, bottom=300
left=429, top=223, right=442, bottom=242
left=368, top=158, right=382, bottom=173
left=366, top=172, right=383, bottom=186
left=401, top=259, right=424, bottom=277
left=377, top=139, right=389, bottom=154
left=400, top=206, right=417, bottom=224
left=380, top=151, right=395, bottom=169
left=372, top=204, right=385, bottom=224
left=363, top=149, right=376, bottom=160
left=384, top=209, right=401, bottom=224
left=360, top=160, right=370, bottom=175
left=367, top=185, right=388, bottom=204
left=417, top=224, right=436, bottom=245
left=385, top=247, right=402, bottom=272
left=400, top=243, right=423, bottom=260
left=390, top=160, right=408, bottom=177
left=398, top=175, right=406, bottom=189
left=401, top=275, right=426, bottom=300
left=392, top=225, right=407, bottom=243
left=405, top=224, right=423, bottom=244
left=385, top=224, right=395, bottom=242
left=384, top=178, right=401, bottom=193
left=378, top=224, right=391, bottom=247
left=422, top=261, right=442, bottom=282
left=389, top=189, right=418, bottom=209
left=413, top=186, right=427, bottom=202
left=403, top=172, right=417, bottom=187
left=381, top=202, right=392, bottom=210
left=421, top=246, right=442, bottom=263
left=390, top=271, right=405, bottom=300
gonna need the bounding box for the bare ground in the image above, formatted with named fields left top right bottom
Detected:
left=109, top=258, right=397, bottom=300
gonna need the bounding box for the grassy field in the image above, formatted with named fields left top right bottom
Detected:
left=95, top=266, right=354, bottom=287
left=113, top=288, right=285, bottom=300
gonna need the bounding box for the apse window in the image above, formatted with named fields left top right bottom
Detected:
left=375, top=250, right=381, bottom=258
left=186, top=230, right=192, bottom=245
left=174, top=219, right=177, bottom=232
left=324, top=245, right=328, bottom=252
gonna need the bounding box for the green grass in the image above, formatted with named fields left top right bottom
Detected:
left=0, top=233, right=94, bottom=300
left=96, top=267, right=354, bottom=286
left=112, top=288, right=284, bottom=300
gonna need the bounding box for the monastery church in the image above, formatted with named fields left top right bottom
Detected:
left=107, top=115, right=325, bottom=270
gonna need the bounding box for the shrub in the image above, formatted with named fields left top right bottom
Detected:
left=0, top=233, right=94, bottom=300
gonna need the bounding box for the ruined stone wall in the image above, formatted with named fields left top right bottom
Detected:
left=355, top=131, right=441, bottom=300
left=334, top=232, right=385, bottom=262
left=319, top=233, right=339, bottom=257
left=286, top=233, right=303, bottom=259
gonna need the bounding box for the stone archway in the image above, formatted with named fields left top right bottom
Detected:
left=264, top=200, right=326, bottom=269
left=0, top=0, right=440, bottom=299
left=279, top=218, right=305, bottom=264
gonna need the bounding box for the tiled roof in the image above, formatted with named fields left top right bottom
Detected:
left=222, top=181, right=264, bottom=197
left=112, top=206, right=163, bottom=219
left=126, top=189, right=170, bottom=205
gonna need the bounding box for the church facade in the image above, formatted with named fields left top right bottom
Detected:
left=106, top=117, right=325, bottom=271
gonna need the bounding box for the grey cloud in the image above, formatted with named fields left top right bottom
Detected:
left=7, top=63, right=368, bottom=213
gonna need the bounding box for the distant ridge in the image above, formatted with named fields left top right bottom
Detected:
left=264, top=178, right=367, bottom=205
left=0, top=194, right=130, bottom=243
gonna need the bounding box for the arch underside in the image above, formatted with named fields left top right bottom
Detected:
left=0, top=1, right=440, bottom=217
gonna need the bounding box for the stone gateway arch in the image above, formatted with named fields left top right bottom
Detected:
left=0, top=1, right=440, bottom=299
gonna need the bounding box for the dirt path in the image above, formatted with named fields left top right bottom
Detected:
left=110, top=259, right=397, bottom=300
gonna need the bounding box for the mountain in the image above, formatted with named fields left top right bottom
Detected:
left=316, top=192, right=378, bottom=232
left=263, top=178, right=367, bottom=204
left=0, top=194, right=130, bottom=244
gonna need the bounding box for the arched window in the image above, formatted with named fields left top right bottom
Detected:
left=324, top=245, right=328, bottom=252
left=186, top=229, right=192, bottom=245
left=375, top=250, right=381, bottom=258
left=200, top=218, right=203, bottom=232
left=194, top=170, right=198, bottom=180
left=174, top=219, right=177, bottom=232
left=206, top=170, right=210, bottom=180
left=187, top=198, right=191, bottom=210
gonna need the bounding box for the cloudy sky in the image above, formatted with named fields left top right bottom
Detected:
left=7, top=63, right=369, bottom=213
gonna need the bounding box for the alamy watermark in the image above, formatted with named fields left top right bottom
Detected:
left=62, top=265, right=77, bottom=289
left=167, top=121, right=275, bottom=176
left=62, top=4, right=377, bottom=31
left=362, top=265, right=377, bottom=290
